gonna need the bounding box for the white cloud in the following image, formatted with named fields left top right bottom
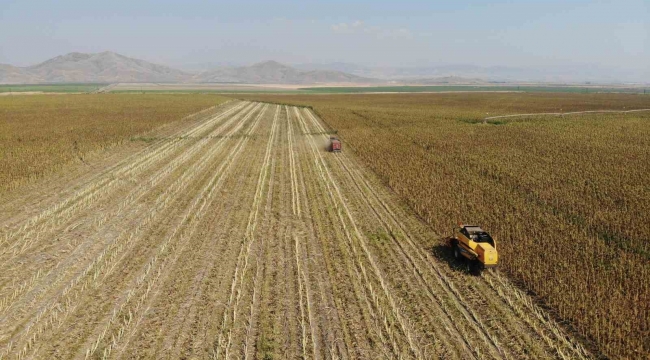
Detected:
left=363, top=26, right=381, bottom=34
left=331, top=23, right=350, bottom=33
left=332, top=21, right=369, bottom=33
left=393, top=28, right=413, bottom=38
left=331, top=21, right=413, bottom=39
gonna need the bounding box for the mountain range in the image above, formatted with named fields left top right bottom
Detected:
left=197, top=60, right=373, bottom=84
left=0, top=52, right=375, bottom=84
left=295, top=62, right=648, bottom=84
left=3, top=51, right=642, bottom=84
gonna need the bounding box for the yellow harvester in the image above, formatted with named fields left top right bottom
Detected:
left=447, top=224, right=498, bottom=274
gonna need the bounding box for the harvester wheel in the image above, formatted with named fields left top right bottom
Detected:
left=453, top=244, right=462, bottom=261
left=469, top=261, right=482, bottom=276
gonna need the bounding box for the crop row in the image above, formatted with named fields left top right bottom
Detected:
left=238, top=92, right=650, bottom=359
left=0, top=94, right=229, bottom=194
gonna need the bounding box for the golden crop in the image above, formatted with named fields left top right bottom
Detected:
left=238, top=92, right=650, bottom=359
left=0, top=94, right=228, bottom=193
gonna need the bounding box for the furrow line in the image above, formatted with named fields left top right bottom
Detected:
left=85, top=103, right=268, bottom=360
left=296, top=108, right=418, bottom=358
left=154, top=134, right=259, bottom=359
left=218, top=105, right=279, bottom=359
left=293, top=108, right=381, bottom=358
left=243, top=106, right=281, bottom=360
left=290, top=108, right=351, bottom=360
left=286, top=106, right=301, bottom=217
left=294, top=233, right=311, bottom=360
left=0, top=100, right=233, bottom=230
left=2, top=103, right=262, bottom=359
left=295, top=107, right=400, bottom=359
left=0, top=99, right=241, bottom=238
left=298, top=145, right=385, bottom=359
left=0, top=101, right=248, bottom=262
left=0, top=101, right=255, bottom=316
left=0, top=102, right=256, bottom=313
left=483, top=273, right=590, bottom=359
left=151, top=118, right=266, bottom=359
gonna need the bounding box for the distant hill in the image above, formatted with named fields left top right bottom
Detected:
left=195, top=60, right=376, bottom=84
left=1, top=52, right=191, bottom=84
left=2, top=52, right=646, bottom=84
left=0, top=64, right=43, bottom=83
left=403, top=76, right=487, bottom=85
left=294, top=62, right=649, bottom=83
left=294, top=62, right=371, bottom=75
left=1, top=54, right=376, bottom=85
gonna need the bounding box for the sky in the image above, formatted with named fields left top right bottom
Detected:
left=0, top=0, right=648, bottom=79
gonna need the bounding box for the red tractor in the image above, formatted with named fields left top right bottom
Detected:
left=329, top=136, right=341, bottom=152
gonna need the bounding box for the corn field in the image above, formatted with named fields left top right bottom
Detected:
left=0, top=94, right=229, bottom=194
left=239, top=92, right=650, bottom=359
left=0, top=97, right=592, bottom=359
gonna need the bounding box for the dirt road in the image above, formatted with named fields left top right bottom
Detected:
left=0, top=101, right=590, bottom=359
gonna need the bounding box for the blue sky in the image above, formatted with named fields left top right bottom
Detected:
left=0, top=0, right=647, bottom=74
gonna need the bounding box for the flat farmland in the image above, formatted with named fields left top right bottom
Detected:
left=0, top=94, right=229, bottom=194
left=0, top=99, right=590, bottom=359
left=238, top=92, right=650, bottom=359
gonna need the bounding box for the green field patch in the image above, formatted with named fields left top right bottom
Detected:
left=300, top=85, right=648, bottom=94
left=0, top=83, right=108, bottom=93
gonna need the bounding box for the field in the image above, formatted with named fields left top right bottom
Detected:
left=300, top=85, right=649, bottom=94
left=238, top=92, right=650, bottom=359
left=0, top=98, right=593, bottom=359
left=105, top=83, right=650, bottom=95
left=0, top=84, right=108, bottom=93
left=105, top=83, right=305, bottom=94
left=0, top=94, right=228, bottom=193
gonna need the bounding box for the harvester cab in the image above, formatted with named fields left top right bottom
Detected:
left=329, top=136, right=341, bottom=152
left=447, top=224, right=498, bottom=275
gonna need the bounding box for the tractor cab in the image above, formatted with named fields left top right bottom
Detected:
left=463, top=226, right=495, bottom=248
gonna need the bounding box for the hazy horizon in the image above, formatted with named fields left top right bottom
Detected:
left=1, top=0, right=648, bottom=82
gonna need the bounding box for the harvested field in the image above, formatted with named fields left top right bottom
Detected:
left=0, top=100, right=591, bottom=359
left=238, top=93, right=650, bottom=359
left=0, top=94, right=229, bottom=194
